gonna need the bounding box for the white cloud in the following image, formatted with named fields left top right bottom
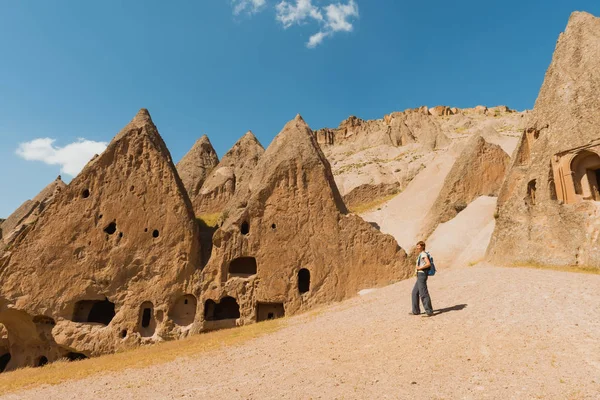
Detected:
left=16, top=138, right=108, bottom=176
left=276, top=0, right=323, bottom=28
left=232, top=0, right=267, bottom=15
left=229, top=0, right=359, bottom=48
left=324, top=1, right=358, bottom=32
left=307, top=31, right=329, bottom=48
left=275, top=0, right=359, bottom=47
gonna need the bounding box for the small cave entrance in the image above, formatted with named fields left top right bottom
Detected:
left=526, top=179, right=537, bottom=206
left=298, top=269, right=311, bottom=294
left=138, top=302, right=156, bottom=337
left=228, top=257, right=257, bottom=279
left=256, top=303, right=285, bottom=322
left=0, top=353, right=10, bottom=373
left=66, top=352, right=88, bottom=361
left=37, top=356, right=49, bottom=367
left=72, top=298, right=116, bottom=325
left=169, top=295, right=197, bottom=326
left=204, top=297, right=241, bottom=321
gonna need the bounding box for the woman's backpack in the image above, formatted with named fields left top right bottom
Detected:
left=425, top=251, right=436, bottom=276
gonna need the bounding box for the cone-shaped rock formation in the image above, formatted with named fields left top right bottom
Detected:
left=0, top=109, right=201, bottom=371
left=487, top=12, right=600, bottom=267
left=176, top=135, right=219, bottom=199
left=192, top=131, right=264, bottom=216
left=419, top=135, right=510, bottom=240
left=199, top=115, right=411, bottom=330
left=0, top=176, right=66, bottom=247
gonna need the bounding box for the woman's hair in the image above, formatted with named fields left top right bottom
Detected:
left=416, top=241, right=426, bottom=249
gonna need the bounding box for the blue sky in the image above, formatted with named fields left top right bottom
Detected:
left=1, top=0, right=599, bottom=217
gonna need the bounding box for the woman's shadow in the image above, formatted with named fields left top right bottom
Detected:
left=434, top=304, right=467, bottom=315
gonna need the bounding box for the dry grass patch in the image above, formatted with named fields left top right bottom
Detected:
left=349, top=192, right=401, bottom=215
left=0, top=319, right=284, bottom=394
left=197, top=213, right=222, bottom=228
left=509, top=262, right=600, bottom=275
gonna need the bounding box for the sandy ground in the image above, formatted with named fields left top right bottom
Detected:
left=427, top=196, right=497, bottom=268
left=5, top=265, right=600, bottom=400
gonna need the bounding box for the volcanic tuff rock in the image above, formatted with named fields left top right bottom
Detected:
left=322, top=105, right=524, bottom=211
left=419, top=135, right=510, bottom=240
left=0, top=176, right=66, bottom=247
left=176, top=135, right=219, bottom=199
left=199, top=115, right=411, bottom=329
left=487, top=11, right=600, bottom=267
left=192, top=131, right=264, bottom=216
left=0, top=109, right=201, bottom=371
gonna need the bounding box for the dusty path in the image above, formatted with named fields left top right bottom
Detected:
left=4, top=265, right=600, bottom=400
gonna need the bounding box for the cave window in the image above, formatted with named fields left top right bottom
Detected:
left=152, top=230, right=160, bottom=238
left=139, top=301, right=156, bottom=337
left=169, top=294, right=197, bottom=326
left=82, top=189, right=90, bottom=198
left=241, top=221, right=250, bottom=235
left=120, top=329, right=128, bottom=339
left=104, top=222, right=117, bottom=235
left=526, top=180, right=537, bottom=206
left=72, top=298, right=116, bottom=325
left=256, top=303, right=285, bottom=322
left=228, top=257, right=257, bottom=278
left=37, top=356, right=48, bottom=367
left=271, top=223, right=276, bottom=230
left=298, top=269, right=311, bottom=294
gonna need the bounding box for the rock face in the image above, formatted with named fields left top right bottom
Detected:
left=0, top=109, right=201, bottom=371
left=487, top=12, right=600, bottom=267
left=419, top=135, right=510, bottom=239
left=176, top=135, right=219, bottom=199
left=199, top=116, right=411, bottom=330
left=192, top=132, right=264, bottom=216
left=0, top=176, right=66, bottom=248
left=314, top=110, right=450, bottom=152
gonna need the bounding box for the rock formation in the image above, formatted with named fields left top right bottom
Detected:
left=192, top=132, right=264, bottom=217
left=176, top=135, right=219, bottom=199
left=0, top=176, right=66, bottom=248
left=198, top=115, right=412, bottom=330
left=0, top=109, right=201, bottom=371
left=419, top=135, right=510, bottom=239
left=487, top=11, right=600, bottom=267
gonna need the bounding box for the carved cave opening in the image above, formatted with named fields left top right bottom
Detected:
left=526, top=180, right=537, bottom=206
left=298, top=268, right=310, bottom=293
left=169, top=294, right=197, bottom=326
left=241, top=221, right=250, bottom=235
left=139, top=301, right=156, bottom=337
left=204, top=297, right=241, bottom=321
left=72, top=298, right=116, bottom=325
left=228, top=257, right=257, bottom=278
left=570, top=150, right=600, bottom=201
left=256, top=303, right=285, bottom=322
left=37, top=356, right=48, bottom=367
